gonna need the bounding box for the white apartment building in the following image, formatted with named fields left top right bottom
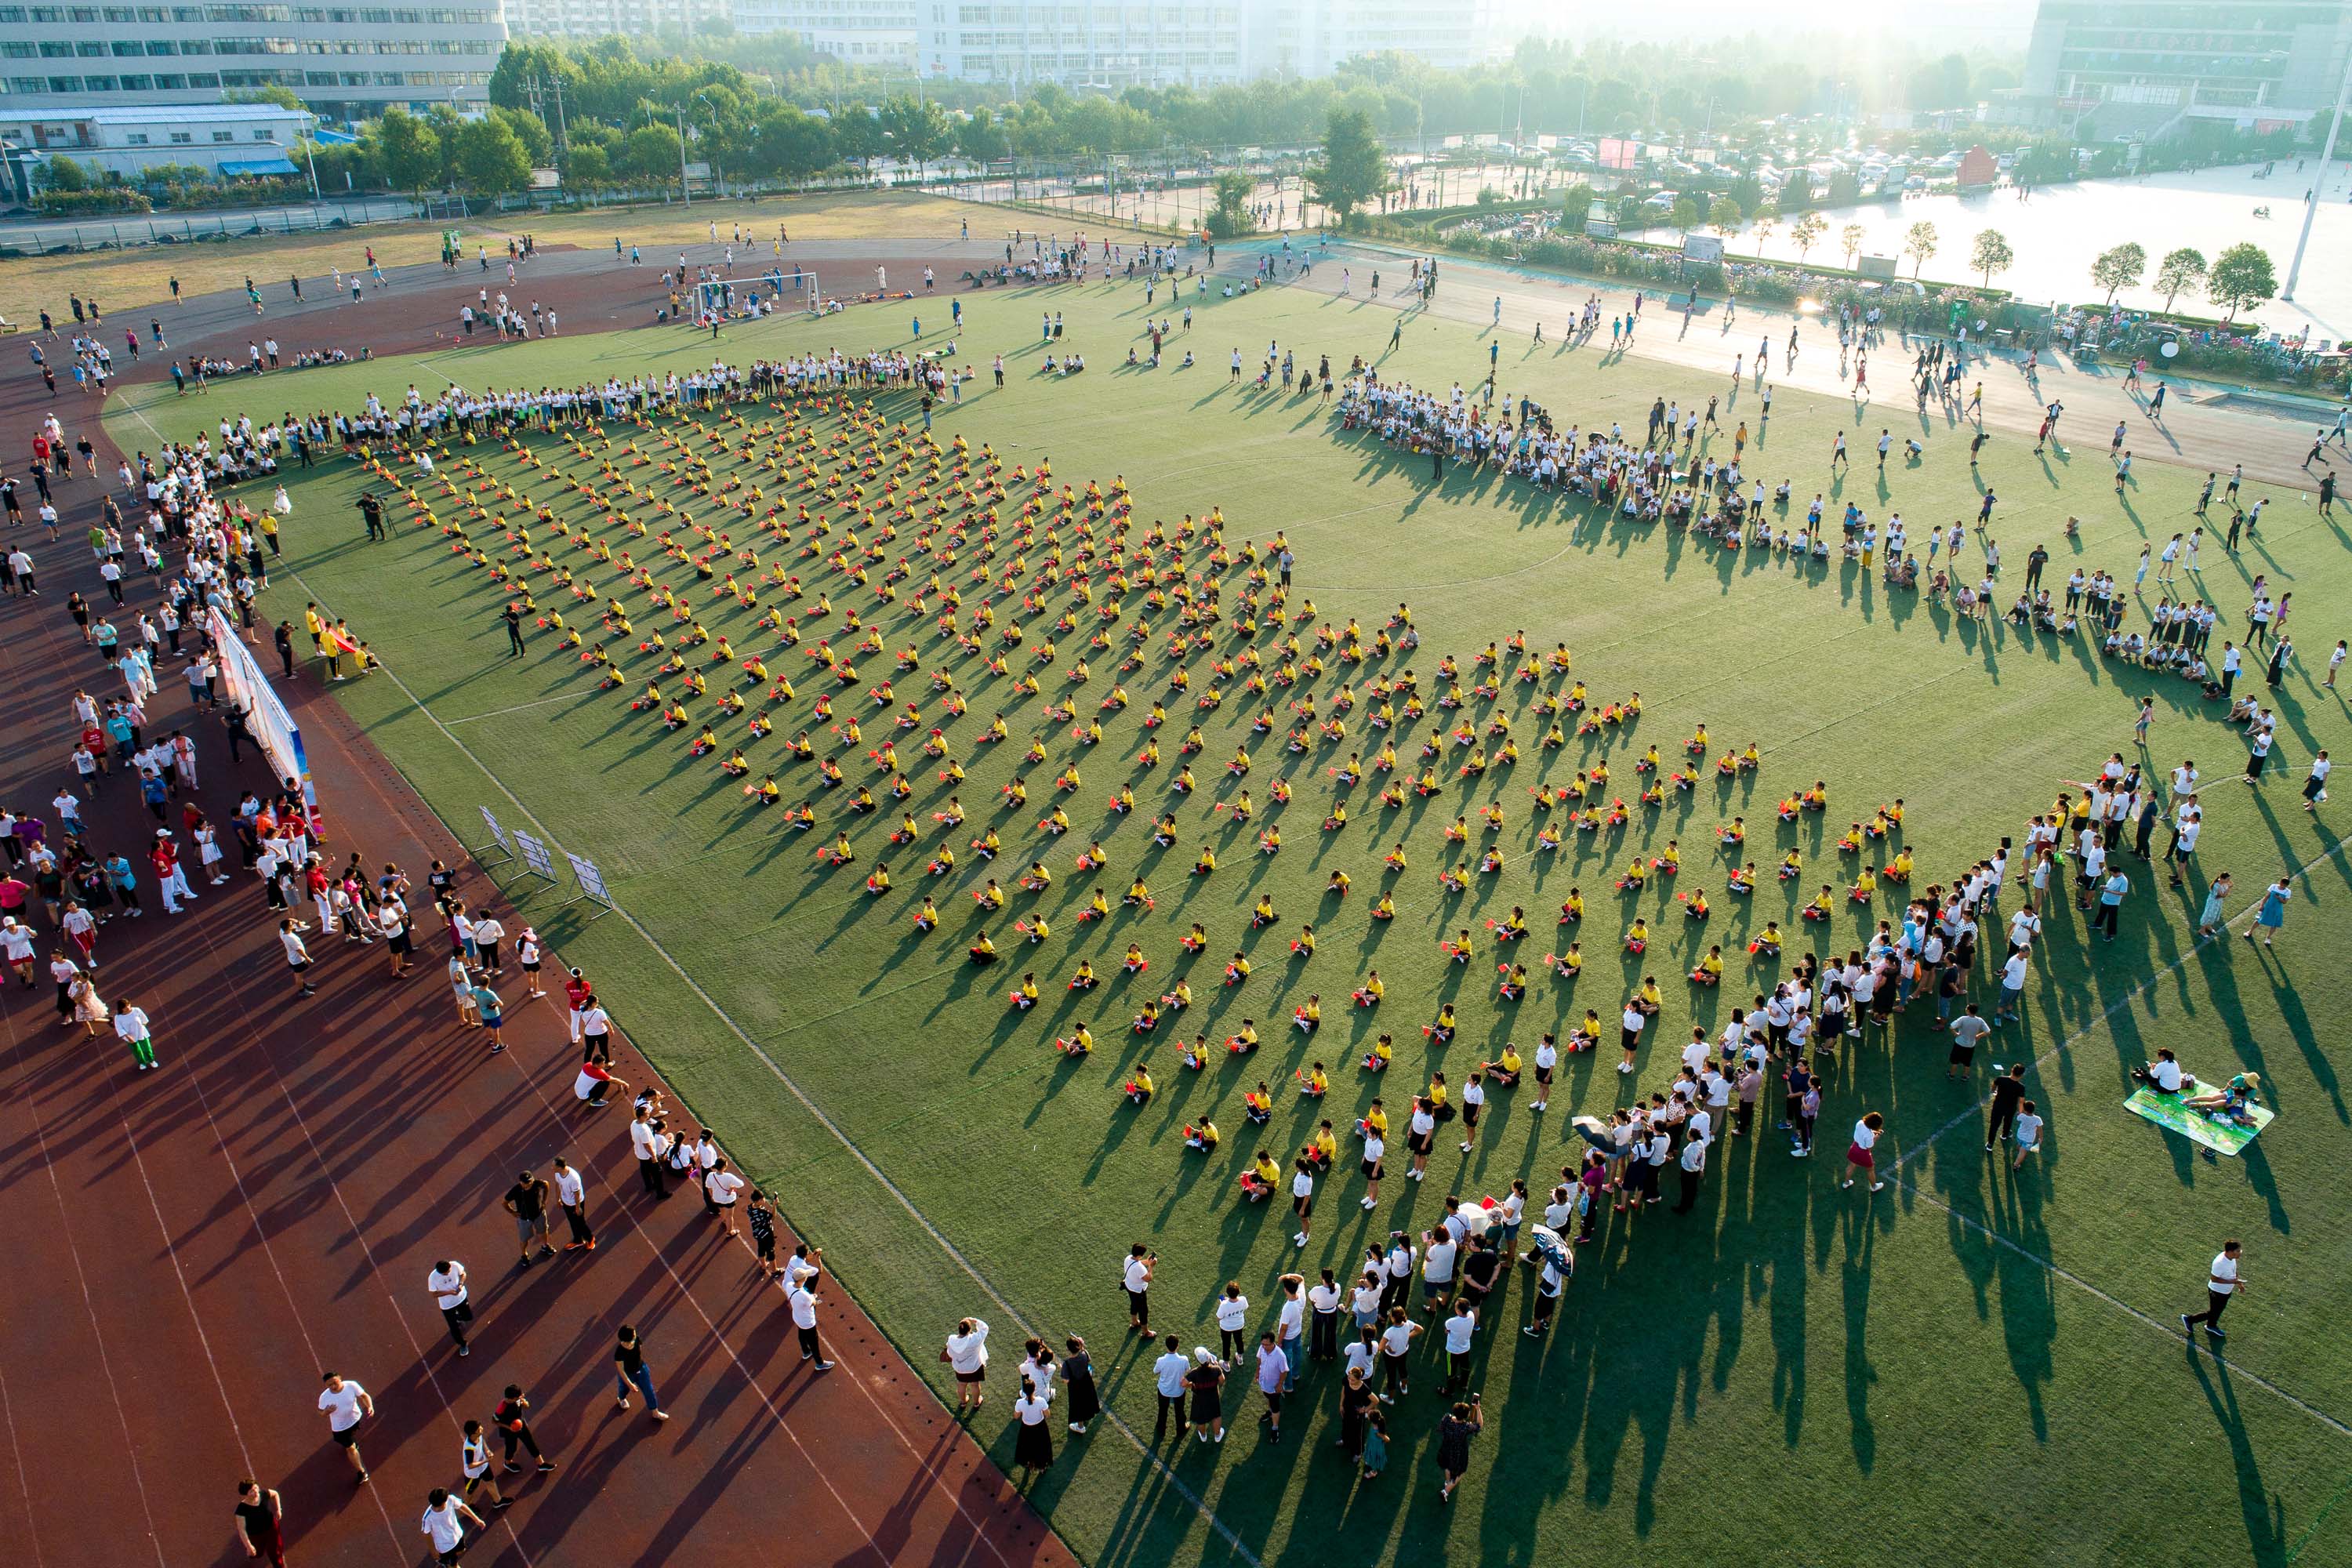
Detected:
left=505, top=0, right=731, bottom=38
left=910, top=0, right=1528, bottom=89
left=735, top=0, right=915, bottom=64
left=913, top=0, right=1243, bottom=89
left=0, top=0, right=508, bottom=119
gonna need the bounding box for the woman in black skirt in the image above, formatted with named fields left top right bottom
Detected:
left=1011, top=1376, right=1054, bottom=1475
left=1185, top=1348, right=1227, bottom=1443
left=1060, top=1336, right=1099, bottom=1434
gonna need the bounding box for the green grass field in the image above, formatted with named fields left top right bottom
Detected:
left=108, top=255, right=2352, bottom=1567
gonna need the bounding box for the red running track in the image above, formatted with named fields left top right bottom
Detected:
left=0, top=316, right=1075, bottom=1567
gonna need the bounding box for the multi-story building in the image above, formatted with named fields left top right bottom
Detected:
left=913, top=1, right=1243, bottom=89
left=735, top=0, right=914, bottom=65
left=908, top=0, right=1530, bottom=89
left=2022, top=0, right=2352, bottom=129
left=504, top=0, right=728, bottom=38
left=0, top=0, right=508, bottom=120
left=1255, top=0, right=1526, bottom=77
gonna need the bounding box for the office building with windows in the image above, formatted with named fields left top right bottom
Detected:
left=913, top=0, right=1243, bottom=89
left=2021, top=1, right=2352, bottom=129
left=504, top=0, right=728, bottom=39
left=0, top=0, right=508, bottom=120
left=735, top=0, right=914, bottom=64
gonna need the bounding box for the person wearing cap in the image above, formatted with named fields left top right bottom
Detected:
left=150, top=829, right=195, bottom=915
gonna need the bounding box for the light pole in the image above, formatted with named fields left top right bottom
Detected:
left=299, top=110, right=321, bottom=204
left=677, top=105, right=692, bottom=208
left=2285, top=38, right=2352, bottom=299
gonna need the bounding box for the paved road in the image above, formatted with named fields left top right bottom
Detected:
left=1223, top=236, right=2339, bottom=493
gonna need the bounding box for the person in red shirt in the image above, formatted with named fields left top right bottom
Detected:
left=151, top=830, right=195, bottom=914
left=563, top=967, right=593, bottom=1045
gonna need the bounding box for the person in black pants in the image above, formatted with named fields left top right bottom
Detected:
left=358, top=492, right=384, bottom=541
left=491, top=1386, right=557, bottom=1473
left=503, top=604, right=525, bottom=657
left=274, top=621, right=296, bottom=681
left=1985, top=1062, right=2027, bottom=1151
left=2181, top=1240, right=2244, bottom=1343
left=1150, top=1333, right=1188, bottom=1440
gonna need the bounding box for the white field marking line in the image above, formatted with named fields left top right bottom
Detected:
left=1878, top=829, right=2352, bottom=1435
left=322, top=716, right=1024, bottom=1568
left=0, top=1009, right=172, bottom=1568
left=9, top=586, right=423, bottom=1564
left=445, top=688, right=590, bottom=724
left=1900, top=1178, right=2350, bottom=1437
left=153, top=889, right=539, bottom=1567
left=286, top=565, right=1267, bottom=1568
left=0, top=1356, right=45, bottom=1568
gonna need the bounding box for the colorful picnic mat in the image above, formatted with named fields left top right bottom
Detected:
left=2125, top=1087, right=2274, bottom=1156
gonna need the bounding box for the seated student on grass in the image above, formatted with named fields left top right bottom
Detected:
left=2131, top=1048, right=2190, bottom=1094
left=2180, top=1070, right=2260, bottom=1116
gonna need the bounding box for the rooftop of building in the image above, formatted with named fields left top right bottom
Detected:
left=0, top=103, right=305, bottom=127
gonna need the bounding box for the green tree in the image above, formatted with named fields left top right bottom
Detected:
left=1840, top=221, right=1865, bottom=267
left=1561, top=183, right=1594, bottom=225
left=1970, top=228, right=2013, bottom=287
left=376, top=107, right=442, bottom=196
left=881, top=93, right=952, bottom=178
left=2208, top=241, right=2277, bottom=322
left=1906, top=53, right=1969, bottom=111
left=1789, top=211, right=1826, bottom=262
left=565, top=143, right=611, bottom=186
left=956, top=105, right=1007, bottom=165
left=1305, top=107, right=1389, bottom=229
left=490, top=106, right=554, bottom=167
left=225, top=83, right=303, bottom=111
left=2089, top=241, right=2147, bottom=304
left=1708, top=194, right=1742, bottom=240
left=450, top=117, right=532, bottom=194
left=622, top=122, right=684, bottom=188
left=40, top=155, right=89, bottom=193
left=1903, top=219, right=1938, bottom=278
left=750, top=101, right=833, bottom=183
left=2154, top=247, right=2207, bottom=313
left=1750, top=202, right=1777, bottom=254
left=1207, top=169, right=1254, bottom=238
left=1671, top=195, right=1701, bottom=232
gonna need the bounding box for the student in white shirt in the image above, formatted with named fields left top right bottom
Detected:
left=316, top=1372, right=374, bottom=1481
left=2181, top=1240, right=2244, bottom=1341
left=945, top=1317, right=990, bottom=1409
left=788, top=1279, right=834, bottom=1371
left=112, top=1000, right=157, bottom=1069
left=1151, top=1334, right=1192, bottom=1439
left=419, top=1489, right=484, bottom=1566
left=459, top=1419, right=507, bottom=1508
left=2009, top=1102, right=2043, bottom=1169
left=1214, top=1282, right=1251, bottom=1361
left=1841, top=1111, right=1887, bottom=1194
left=426, top=1260, right=472, bottom=1355
left=1440, top=1301, right=1479, bottom=1393
left=702, top=1156, right=746, bottom=1236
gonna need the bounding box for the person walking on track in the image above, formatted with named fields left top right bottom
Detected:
left=232, top=1480, right=286, bottom=1565
left=492, top=1385, right=557, bottom=1472
left=427, top=1258, right=473, bottom=1356
left=552, top=1156, right=595, bottom=1251
left=504, top=1168, right=556, bottom=1269
left=317, top=1372, right=374, bottom=1484
left=613, top=1325, right=670, bottom=1421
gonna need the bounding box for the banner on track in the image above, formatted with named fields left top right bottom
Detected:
left=206, top=606, right=314, bottom=814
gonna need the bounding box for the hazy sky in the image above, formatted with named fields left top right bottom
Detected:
left=1538, top=0, right=2038, bottom=47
